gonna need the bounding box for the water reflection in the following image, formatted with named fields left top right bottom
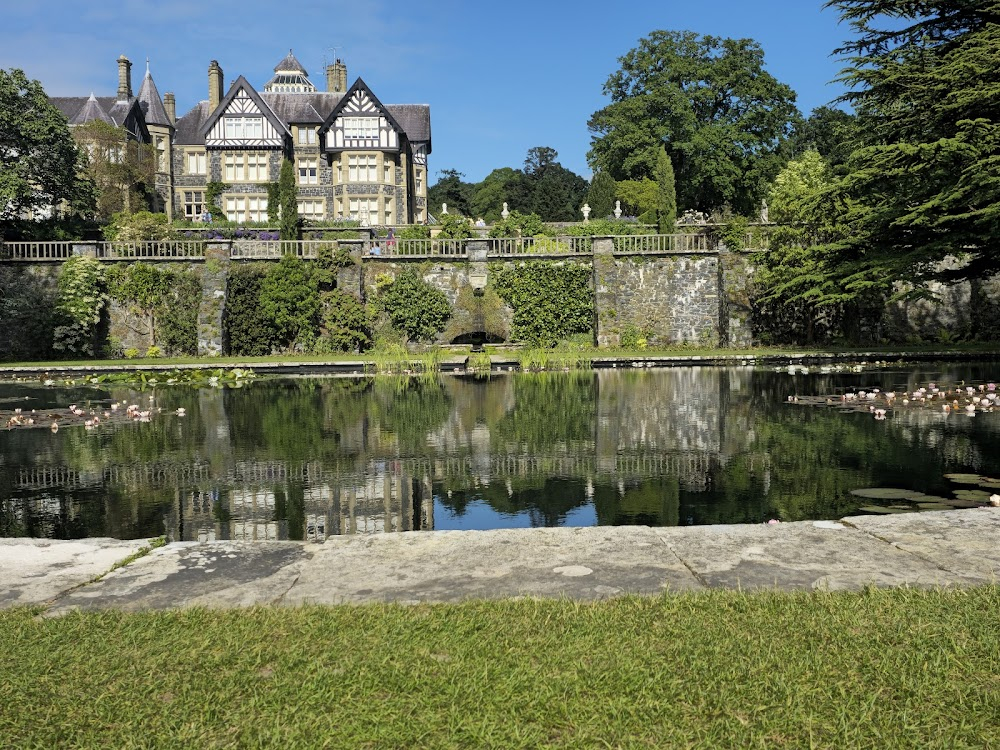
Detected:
left=2, top=363, right=999, bottom=541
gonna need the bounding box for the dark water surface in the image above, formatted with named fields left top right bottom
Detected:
left=2, top=363, right=999, bottom=542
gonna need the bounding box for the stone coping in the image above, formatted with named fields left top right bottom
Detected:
left=2, top=509, right=997, bottom=612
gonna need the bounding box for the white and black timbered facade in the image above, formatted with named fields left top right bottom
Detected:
left=170, top=52, right=431, bottom=225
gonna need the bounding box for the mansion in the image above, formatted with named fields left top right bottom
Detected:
left=50, top=52, right=431, bottom=225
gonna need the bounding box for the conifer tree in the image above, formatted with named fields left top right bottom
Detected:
left=585, top=170, right=616, bottom=220
left=278, top=158, right=298, bottom=241
left=654, top=148, right=677, bottom=233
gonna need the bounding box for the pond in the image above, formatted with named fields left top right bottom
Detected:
left=2, top=362, right=999, bottom=542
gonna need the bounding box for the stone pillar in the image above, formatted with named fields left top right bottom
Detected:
left=592, top=237, right=619, bottom=347
left=717, top=242, right=753, bottom=348
left=467, top=240, right=488, bottom=292
left=198, top=241, right=230, bottom=355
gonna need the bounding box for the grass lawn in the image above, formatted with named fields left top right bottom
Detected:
left=2, top=586, right=997, bottom=748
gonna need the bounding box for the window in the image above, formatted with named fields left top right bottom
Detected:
left=297, top=127, right=316, bottom=145
left=383, top=161, right=392, bottom=184
left=349, top=197, right=379, bottom=224
left=343, top=117, right=378, bottom=140
left=186, top=151, right=206, bottom=175
left=155, top=137, right=167, bottom=171
left=224, top=195, right=268, bottom=223
left=223, top=116, right=263, bottom=140
left=384, top=197, right=393, bottom=226
left=415, top=169, right=424, bottom=194
left=298, top=158, right=318, bottom=185
left=335, top=161, right=342, bottom=184
left=348, top=155, right=377, bottom=183
left=297, top=199, right=325, bottom=219
left=182, top=191, right=204, bottom=220
left=224, top=152, right=268, bottom=182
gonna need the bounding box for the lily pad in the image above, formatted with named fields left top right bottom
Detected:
left=942, top=499, right=985, bottom=509
left=976, top=477, right=1000, bottom=489
left=916, top=502, right=956, bottom=510
left=857, top=506, right=914, bottom=514
left=953, top=489, right=991, bottom=501
left=850, top=488, right=928, bottom=500
left=943, top=473, right=983, bottom=484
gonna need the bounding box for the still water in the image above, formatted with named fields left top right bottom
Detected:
left=2, top=363, right=999, bottom=542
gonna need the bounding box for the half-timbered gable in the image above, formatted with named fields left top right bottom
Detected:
left=200, top=76, right=289, bottom=150
left=318, top=79, right=405, bottom=154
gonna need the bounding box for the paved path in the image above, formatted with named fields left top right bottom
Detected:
left=2, top=509, right=997, bottom=614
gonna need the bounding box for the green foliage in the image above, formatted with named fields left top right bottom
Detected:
left=487, top=210, right=549, bottom=238
left=0, top=68, right=94, bottom=222
left=822, top=0, right=1000, bottom=287
left=319, top=289, right=372, bottom=352
left=564, top=218, right=649, bottom=237
left=53, top=256, right=107, bottom=357
left=789, top=106, right=858, bottom=171
left=104, top=262, right=199, bottom=356
left=266, top=182, right=281, bottom=224
left=258, top=255, right=321, bottom=351
left=434, top=212, right=474, bottom=239
left=223, top=264, right=273, bottom=356
left=768, top=150, right=831, bottom=224
left=491, top=261, right=595, bottom=346
left=124, top=347, right=140, bottom=359
left=716, top=215, right=750, bottom=251
left=204, top=182, right=227, bottom=213
left=654, top=148, right=677, bottom=233
left=427, top=169, right=473, bottom=217
left=377, top=270, right=452, bottom=343
left=145, top=345, right=162, bottom=358
left=73, top=120, right=156, bottom=220
left=469, top=167, right=530, bottom=222
left=0, top=266, right=56, bottom=360
left=585, top=170, right=617, bottom=220
left=396, top=224, right=430, bottom=240
left=104, top=211, right=175, bottom=242
left=588, top=31, right=799, bottom=214
left=278, top=159, right=299, bottom=240
left=615, top=178, right=658, bottom=218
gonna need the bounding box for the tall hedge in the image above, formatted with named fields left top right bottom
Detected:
left=223, top=265, right=272, bottom=355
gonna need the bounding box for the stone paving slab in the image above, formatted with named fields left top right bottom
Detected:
left=0, top=537, right=149, bottom=607
left=843, top=508, right=1000, bottom=583
left=48, top=542, right=312, bottom=614
left=285, top=526, right=701, bottom=605
left=4, top=509, right=998, bottom=613
left=654, top=518, right=987, bottom=591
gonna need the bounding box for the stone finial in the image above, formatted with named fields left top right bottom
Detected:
left=614, top=200, right=622, bottom=219
left=501, top=202, right=509, bottom=219
left=582, top=203, right=591, bottom=223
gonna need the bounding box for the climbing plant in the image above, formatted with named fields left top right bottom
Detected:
left=491, top=261, right=594, bottom=346
left=258, top=254, right=321, bottom=351
left=376, top=270, right=452, bottom=343
left=223, top=264, right=272, bottom=355
left=104, top=263, right=200, bottom=355
left=319, top=289, right=372, bottom=353
left=52, top=256, right=107, bottom=357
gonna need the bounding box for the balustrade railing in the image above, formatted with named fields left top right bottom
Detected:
left=2, top=232, right=769, bottom=262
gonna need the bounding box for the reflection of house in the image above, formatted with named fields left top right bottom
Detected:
left=49, top=51, right=432, bottom=224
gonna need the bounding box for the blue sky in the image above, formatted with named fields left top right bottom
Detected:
left=2, top=0, right=852, bottom=185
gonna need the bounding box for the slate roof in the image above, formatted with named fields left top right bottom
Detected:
left=50, top=96, right=133, bottom=127
left=386, top=104, right=431, bottom=146
left=173, top=101, right=210, bottom=145
left=274, top=50, right=307, bottom=75
left=136, top=71, right=171, bottom=127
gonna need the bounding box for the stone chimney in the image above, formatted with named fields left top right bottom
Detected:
left=327, top=60, right=347, bottom=93
left=208, top=60, right=224, bottom=111
left=117, top=55, right=133, bottom=101
left=164, top=92, right=176, bottom=124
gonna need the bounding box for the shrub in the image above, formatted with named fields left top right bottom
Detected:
left=258, top=255, right=321, bottom=351
left=223, top=265, right=272, bottom=356
left=319, top=290, right=372, bottom=352
left=145, top=345, right=162, bottom=358
left=124, top=348, right=140, bottom=359
left=377, top=270, right=451, bottom=343
left=53, top=256, right=107, bottom=357
left=491, top=261, right=594, bottom=347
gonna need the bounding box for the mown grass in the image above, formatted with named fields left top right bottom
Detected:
left=2, top=586, right=997, bottom=749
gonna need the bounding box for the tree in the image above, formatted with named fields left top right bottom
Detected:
left=0, top=68, right=93, bottom=223
left=469, top=167, right=530, bottom=222
left=821, top=0, right=1000, bottom=289
left=278, top=159, right=298, bottom=240
left=258, top=254, right=320, bottom=351
left=587, top=31, right=800, bottom=215
left=73, top=120, right=156, bottom=220
left=523, top=147, right=588, bottom=222
left=585, top=170, right=617, bottom=220
left=788, top=106, right=859, bottom=171
left=653, top=148, right=677, bottom=232
left=427, top=169, right=472, bottom=217
left=615, top=178, right=658, bottom=218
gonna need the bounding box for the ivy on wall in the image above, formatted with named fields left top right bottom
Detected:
left=375, top=270, right=452, bottom=343
left=223, top=264, right=272, bottom=356
left=105, top=263, right=200, bottom=355
left=491, top=261, right=595, bottom=346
